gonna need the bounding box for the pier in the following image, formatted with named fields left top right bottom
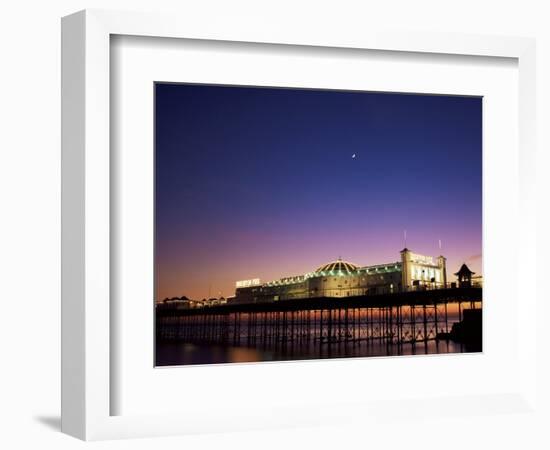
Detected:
left=156, top=288, right=482, bottom=350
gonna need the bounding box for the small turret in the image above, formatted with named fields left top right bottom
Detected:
left=455, top=263, right=475, bottom=288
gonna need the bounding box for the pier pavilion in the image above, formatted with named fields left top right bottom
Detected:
left=232, top=248, right=447, bottom=304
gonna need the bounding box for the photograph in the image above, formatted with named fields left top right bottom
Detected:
left=154, top=83, right=483, bottom=366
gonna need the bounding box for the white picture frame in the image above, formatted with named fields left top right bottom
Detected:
left=61, top=9, right=538, bottom=441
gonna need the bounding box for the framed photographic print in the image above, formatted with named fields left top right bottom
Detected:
left=62, top=9, right=538, bottom=442
left=154, top=83, right=483, bottom=367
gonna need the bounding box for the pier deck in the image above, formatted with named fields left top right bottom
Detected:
left=156, top=287, right=482, bottom=317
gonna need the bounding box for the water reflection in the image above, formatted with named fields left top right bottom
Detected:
left=156, top=338, right=475, bottom=366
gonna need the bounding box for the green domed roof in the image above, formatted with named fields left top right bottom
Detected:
left=315, top=258, right=359, bottom=274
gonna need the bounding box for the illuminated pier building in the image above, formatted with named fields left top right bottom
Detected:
left=232, top=248, right=447, bottom=304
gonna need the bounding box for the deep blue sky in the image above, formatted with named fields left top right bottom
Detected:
left=155, top=83, right=482, bottom=300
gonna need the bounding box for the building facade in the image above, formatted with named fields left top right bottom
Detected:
left=232, top=248, right=447, bottom=304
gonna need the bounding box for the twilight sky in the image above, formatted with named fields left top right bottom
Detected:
left=155, top=83, right=482, bottom=301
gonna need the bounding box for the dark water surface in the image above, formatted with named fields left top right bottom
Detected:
left=156, top=338, right=478, bottom=366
